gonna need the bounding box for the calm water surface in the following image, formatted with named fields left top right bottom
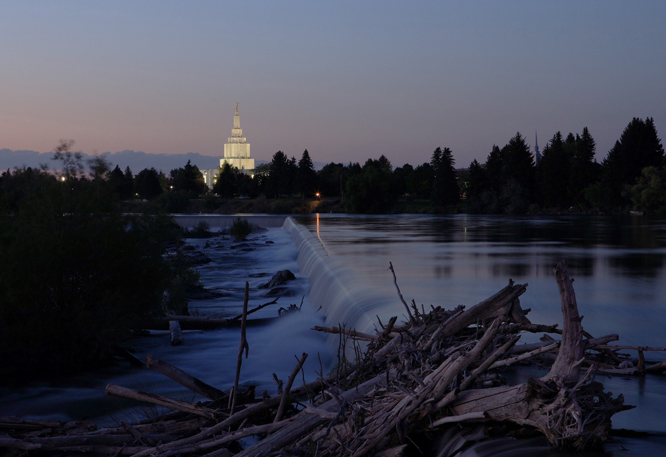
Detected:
left=296, top=214, right=666, bottom=347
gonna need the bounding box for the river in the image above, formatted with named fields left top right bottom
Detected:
left=2, top=213, right=666, bottom=455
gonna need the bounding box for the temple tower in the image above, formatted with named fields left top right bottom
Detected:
left=534, top=131, right=542, bottom=165
left=221, top=103, right=254, bottom=171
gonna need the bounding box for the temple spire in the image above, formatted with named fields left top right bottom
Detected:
left=233, top=103, right=241, bottom=131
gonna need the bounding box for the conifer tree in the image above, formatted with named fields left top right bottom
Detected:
left=570, top=127, right=599, bottom=206
left=431, top=147, right=460, bottom=207
left=601, top=117, right=665, bottom=208
left=296, top=149, right=318, bottom=198
left=537, top=132, right=571, bottom=208
left=213, top=162, right=237, bottom=198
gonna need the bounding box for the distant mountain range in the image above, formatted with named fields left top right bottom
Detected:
left=0, top=148, right=264, bottom=174
left=1, top=148, right=327, bottom=173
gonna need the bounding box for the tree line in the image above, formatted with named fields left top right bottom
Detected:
left=208, top=116, right=665, bottom=214
left=8, top=116, right=663, bottom=215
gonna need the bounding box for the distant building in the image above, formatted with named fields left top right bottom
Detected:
left=534, top=131, right=541, bottom=166
left=202, top=103, right=255, bottom=189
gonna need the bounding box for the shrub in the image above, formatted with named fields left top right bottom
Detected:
left=229, top=217, right=252, bottom=241
left=187, top=220, right=212, bottom=238
left=0, top=166, right=187, bottom=379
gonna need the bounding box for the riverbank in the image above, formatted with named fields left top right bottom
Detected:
left=0, top=222, right=331, bottom=426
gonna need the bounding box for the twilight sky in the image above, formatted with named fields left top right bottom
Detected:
left=2, top=1, right=666, bottom=171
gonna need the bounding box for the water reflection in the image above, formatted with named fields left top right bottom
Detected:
left=293, top=213, right=666, bottom=349
left=296, top=214, right=666, bottom=280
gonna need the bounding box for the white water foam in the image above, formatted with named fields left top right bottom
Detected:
left=283, top=217, right=406, bottom=337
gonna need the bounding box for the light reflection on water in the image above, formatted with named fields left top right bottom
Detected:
left=296, top=214, right=666, bottom=348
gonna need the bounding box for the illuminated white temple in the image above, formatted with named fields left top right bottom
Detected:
left=202, top=103, right=255, bottom=188
left=222, top=103, right=254, bottom=171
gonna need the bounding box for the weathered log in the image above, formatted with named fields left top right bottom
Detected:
left=231, top=282, right=250, bottom=414
left=440, top=280, right=529, bottom=338
left=146, top=355, right=226, bottom=401
left=275, top=352, right=308, bottom=422
left=312, top=325, right=377, bottom=341
left=233, top=369, right=398, bottom=457
left=129, top=372, right=343, bottom=457
left=506, top=333, right=618, bottom=357
left=451, top=379, right=630, bottom=449
left=645, top=361, right=666, bottom=374
left=448, top=260, right=629, bottom=450
left=104, top=384, right=221, bottom=421
left=544, top=260, right=584, bottom=383
left=351, top=320, right=503, bottom=455
left=0, top=417, right=62, bottom=430
left=490, top=341, right=560, bottom=369
left=1, top=433, right=175, bottom=449
left=431, top=411, right=487, bottom=427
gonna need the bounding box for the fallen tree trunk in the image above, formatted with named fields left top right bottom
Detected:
left=448, top=260, right=631, bottom=450
left=146, top=355, right=226, bottom=401
left=104, top=384, right=223, bottom=421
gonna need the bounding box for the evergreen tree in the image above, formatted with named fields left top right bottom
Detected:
left=407, top=163, right=434, bottom=199
left=213, top=162, right=237, bottom=198
left=296, top=149, right=318, bottom=198
left=570, top=127, right=600, bottom=207
left=393, top=164, right=414, bottom=198
left=600, top=117, right=665, bottom=208
left=485, top=145, right=504, bottom=196
left=108, top=165, right=133, bottom=201
left=377, top=154, right=393, bottom=173
left=344, top=159, right=396, bottom=213
left=499, top=133, right=535, bottom=213
left=134, top=168, right=163, bottom=200
left=318, top=162, right=345, bottom=198
left=537, top=132, right=571, bottom=208
left=502, top=132, right=535, bottom=194
left=268, top=151, right=291, bottom=198
left=465, top=159, right=488, bottom=213
left=170, top=160, right=205, bottom=196
left=430, top=147, right=460, bottom=207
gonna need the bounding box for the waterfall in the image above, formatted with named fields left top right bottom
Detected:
left=282, top=217, right=403, bottom=336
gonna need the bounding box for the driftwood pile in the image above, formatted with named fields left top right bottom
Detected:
left=2, top=260, right=665, bottom=456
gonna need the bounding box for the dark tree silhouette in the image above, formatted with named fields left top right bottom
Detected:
left=431, top=147, right=460, bottom=207
left=537, top=132, right=571, bottom=208
left=170, top=160, right=205, bottom=196
left=135, top=168, right=163, bottom=199
left=600, top=117, right=665, bottom=208
left=213, top=162, right=238, bottom=198
left=296, top=149, right=318, bottom=198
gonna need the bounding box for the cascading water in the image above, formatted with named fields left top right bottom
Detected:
left=283, top=216, right=407, bottom=338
